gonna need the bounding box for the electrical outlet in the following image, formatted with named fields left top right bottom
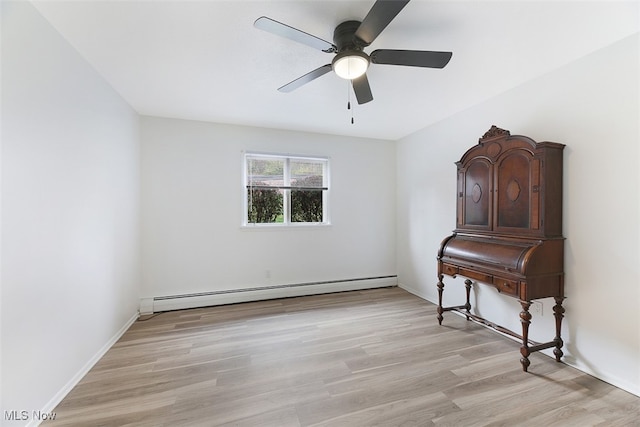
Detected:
left=531, top=301, right=543, bottom=316
left=265, top=270, right=271, bottom=279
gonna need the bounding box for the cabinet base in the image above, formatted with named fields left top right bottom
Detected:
left=437, top=277, right=565, bottom=372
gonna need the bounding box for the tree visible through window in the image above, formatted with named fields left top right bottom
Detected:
left=245, top=153, right=329, bottom=225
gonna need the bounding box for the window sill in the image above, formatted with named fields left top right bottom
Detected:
left=240, top=222, right=331, bottom=230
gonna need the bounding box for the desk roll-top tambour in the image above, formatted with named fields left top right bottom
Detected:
left=436, top=126, right=565, bottom=372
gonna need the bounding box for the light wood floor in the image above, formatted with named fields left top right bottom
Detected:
left=47, top=287, right=639, bottom=426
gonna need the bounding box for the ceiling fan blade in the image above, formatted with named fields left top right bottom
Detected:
left=355, top=0, right=410, bottom=46
left=278, top=64, right=333, bottom=93
left=352, top=73, right=374, bottom=104
left=254, top=17, right=337, bottom=53
left=371, top=49, right=453, bottom=68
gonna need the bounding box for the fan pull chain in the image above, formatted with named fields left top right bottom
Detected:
left=351, top=93, right=355, bottom=125
left=347, top=81, right=354, bottom=124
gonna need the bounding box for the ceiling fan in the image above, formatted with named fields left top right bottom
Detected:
left=254, top=0, right=452, bottom=105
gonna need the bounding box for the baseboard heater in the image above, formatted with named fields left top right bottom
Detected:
left=140, top=275, right=398, bottom=314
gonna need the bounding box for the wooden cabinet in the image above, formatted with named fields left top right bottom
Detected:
left=455, top=126, right=564, bottom=236
left=437, top=126, right=565, bottom=372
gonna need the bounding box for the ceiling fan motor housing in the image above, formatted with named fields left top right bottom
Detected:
left=331, top=20, right=370, bottom=80
left=333, top=20, right=363, bottom=52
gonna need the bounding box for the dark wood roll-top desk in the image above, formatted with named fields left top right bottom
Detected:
left=437, top=126, right=565, bottom=372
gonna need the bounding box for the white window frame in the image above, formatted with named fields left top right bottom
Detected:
left=243, top=152, right=330, bottom=227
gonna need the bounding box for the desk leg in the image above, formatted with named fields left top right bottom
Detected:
left=519, top=300, right=532, bottom=372
left=464, top=279, right=472, bottom=320
left=437, top=274, right=444, bottom=325
left=553, top=297, right=565, bottom=362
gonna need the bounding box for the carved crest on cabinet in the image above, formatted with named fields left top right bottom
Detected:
left=479, top=125, right=510, bottom=142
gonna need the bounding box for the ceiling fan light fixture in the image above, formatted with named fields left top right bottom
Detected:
left=332, top=51, right=369, bottom=80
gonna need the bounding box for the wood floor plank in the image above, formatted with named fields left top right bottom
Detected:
left=44, top=287, right=640, bottom=426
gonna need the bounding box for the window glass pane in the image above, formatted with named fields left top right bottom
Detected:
left=291, top=160, right=324, bottom=188
left=247, top=158, right=284, bottom=223
left=291, top=189, right=323, bottom=222
left=290, top=159, right=324, bottom=223
left=247, top=158, right=284, bottom=187
left=247, top=188, right=283, bottom=223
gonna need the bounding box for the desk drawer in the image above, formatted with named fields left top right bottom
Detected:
left=441, top=263, right=459, bottom=276
left=494, top=277, right=519, bottom=297
left=458, top=268, right=492, bottom=284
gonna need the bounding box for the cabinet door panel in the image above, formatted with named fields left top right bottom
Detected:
left=495, top=152, right=531, bottom=229
left=462, top=159, right=491, bottom=228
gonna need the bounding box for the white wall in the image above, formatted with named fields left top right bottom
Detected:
left=1, top=1, right=141, bottom=423
left=2, top=1, right=636, bottom=420
left=397, top=34, right=640, bottom=395
left=141, top=116, right=396, bottom=306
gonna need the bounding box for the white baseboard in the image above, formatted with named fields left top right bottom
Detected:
left=560, top=359, right=640, bottom=397
left=29, top=312, right=139, bottom=427
left=145, top=276, right=398, bottom=313
left=398, top=282, right=431, bottom=301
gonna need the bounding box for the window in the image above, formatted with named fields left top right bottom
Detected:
left=244, top=153, right=329, bottom=225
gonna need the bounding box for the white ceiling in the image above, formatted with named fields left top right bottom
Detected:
left=32, top=0, right=639, bottom=140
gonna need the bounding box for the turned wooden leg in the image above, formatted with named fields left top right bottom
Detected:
left=519, top=300, right=532, bottom=372
left=437, top=274, right=445, bottom=325
left=553, top=296, right=565, bottom=362
left=464, top=279, right=473, bottom=320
